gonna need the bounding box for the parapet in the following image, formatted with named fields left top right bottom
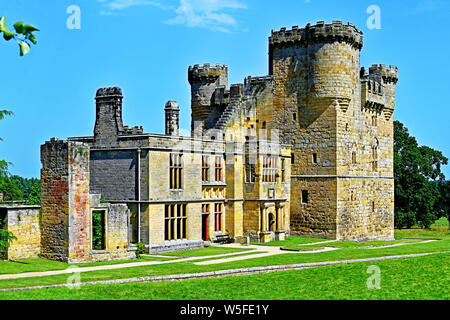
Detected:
left=269, top=21, right=363, bottom=50
left=368, top=64, right=398, bottom=84
left=165, top=100, right=180, bottom=110
left=123, top=126, right=144, bottom=135
left=188, top=63, right=228, bottom=84
left=96, top=87, right=123, bottom=98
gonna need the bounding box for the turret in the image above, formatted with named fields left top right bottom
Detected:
left=165, top=101, right=180, bottom=136
left=188, top=63, right=228, bottom=136
left=94, top=87, right=124, bottom=145
left=361, top=64, right=398, bottom=118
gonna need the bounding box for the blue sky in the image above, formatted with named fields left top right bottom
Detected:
left=0, top=0, right=449, bottom=178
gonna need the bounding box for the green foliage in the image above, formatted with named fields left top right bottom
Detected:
left=99, top=197, right=108, bottom=204
left=0, top=17, right=38, bottom=56
left=394, top=121, right=448, bottom=229
left=0, top=176, right=23, bottom=202
left=26, top=180, right=41, bottom=205
left=436, top=181, right=450, bottom=229
left=92, top=211, right=105, bottom=250
left=0, top=175, right=40, bottom=205
left=393, top=211, right=416, bottom=229
left=0, top=220, right=17, bottom=252
left=135, top=242, right=146, bottom=259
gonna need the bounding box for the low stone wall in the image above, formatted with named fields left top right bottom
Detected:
left=148, top=240, right=204, bottom=254
left=0, top=205, right=41, bottom=260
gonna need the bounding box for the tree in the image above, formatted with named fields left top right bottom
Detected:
left=394, top=121, right=448, bottom=229
left=0, top=177, right=23, bottom=202
left=26, top=179, right=41, bottom=205
left=436, top=180, right=450, bottom=229
left=0, top=17, right=39, bottom=253
left=0, top=16, right=38, bottom=56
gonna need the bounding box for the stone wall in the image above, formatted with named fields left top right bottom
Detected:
left=40, top=138, right=91, bottom=262
left=0, top=205, right=41, bottom=260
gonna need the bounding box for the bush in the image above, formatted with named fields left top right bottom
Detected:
left=395, top=211, right=416, bottom=229
left=135, top=242, right=146, bottom=259
left=0, top=220, right=16, bottom=252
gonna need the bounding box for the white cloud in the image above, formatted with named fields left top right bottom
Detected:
left=407, top=0, right=446, bottom=14
left=165, top=0, right=247, bottom=32
left=99, top=0, right=247, bottom=32
left=99, top=0, right=171, bottom=15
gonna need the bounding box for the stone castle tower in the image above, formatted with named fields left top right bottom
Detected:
left=266, top=21, right=397, bottom=240
left=189, top=21, right=398, bottom=241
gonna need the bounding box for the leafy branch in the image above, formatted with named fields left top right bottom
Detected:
left=0, top=16, right=39, bottom=56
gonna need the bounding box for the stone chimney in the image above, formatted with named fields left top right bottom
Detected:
left=165, top=101, right=180, bottom=136
left=94, top=87, right=124, bottom=145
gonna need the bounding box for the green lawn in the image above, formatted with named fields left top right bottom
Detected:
left=157, top=246, right=252, bottom=257
left=1, top=252, right=448, bottom=300
left=0, top=256, right=178, bottom=275
left=251, top=236, right=328, bottom=247
left=0, top=226, right=448, bottom=294
left=0, top=237, right=448, bottom=291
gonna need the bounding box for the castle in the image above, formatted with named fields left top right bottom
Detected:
left=1, top=21, right=398, bottom=262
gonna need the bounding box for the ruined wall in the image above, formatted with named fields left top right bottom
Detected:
left=40, top=139, right=91, bottom=262
left=1, top=206, right=41, bottom=260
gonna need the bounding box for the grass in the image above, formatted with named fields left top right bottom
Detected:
left=1, top=252, right=448, bottom=300
left=191, top=250, right=267, bottom=263
left=0, top=256, right=178, bottom=275
left=395, top=225, right=450, bottom=240
left=158, top=246, right=252, bottom=257
left=252, top=237, right=328, bottom=247
left=0, top=226, right=448, bottom=293
left=0, top=237, right=448, bottom=291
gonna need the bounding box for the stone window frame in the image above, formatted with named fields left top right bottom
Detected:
left=169, top=153, right=183, bottom=190
left=202, top=155, right=210, bottom=183
left=281, top=158, right=286, bottom=183
left=214, top=156, right=223, bottom=182
left=262, top=156, right=278, bottom=183
left=214, top=203, right=223, bottom=232
left=245, top=155, right=256, bottom=183
left=372, top=115, right=378, bottom=127
left=312, top=153, right=318, bottom=165
left=351, top=151, right=357, bottom=164
left=91, top=208, right=108, bottom=251
left=164, top=204, right=187, bottom=241
left=301, top=190, right=309, bottom=205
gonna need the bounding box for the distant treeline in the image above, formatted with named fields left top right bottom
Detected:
left=0, top=175, right=40, bottom=205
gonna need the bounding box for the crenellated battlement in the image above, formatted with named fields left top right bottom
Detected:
left=96, top=87, right=123, bottom=98
left=188, top=63, right=228, bottom=84
left=368, top=64, right=398, bottom=84
left=269, top=21, right=363, bottom=50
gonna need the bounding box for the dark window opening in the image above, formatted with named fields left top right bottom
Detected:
left=0, top=208, right=7, bottom=229
left=301, top=190, right=308, bottom=204
left=312, top=153, right=318, bottom=164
